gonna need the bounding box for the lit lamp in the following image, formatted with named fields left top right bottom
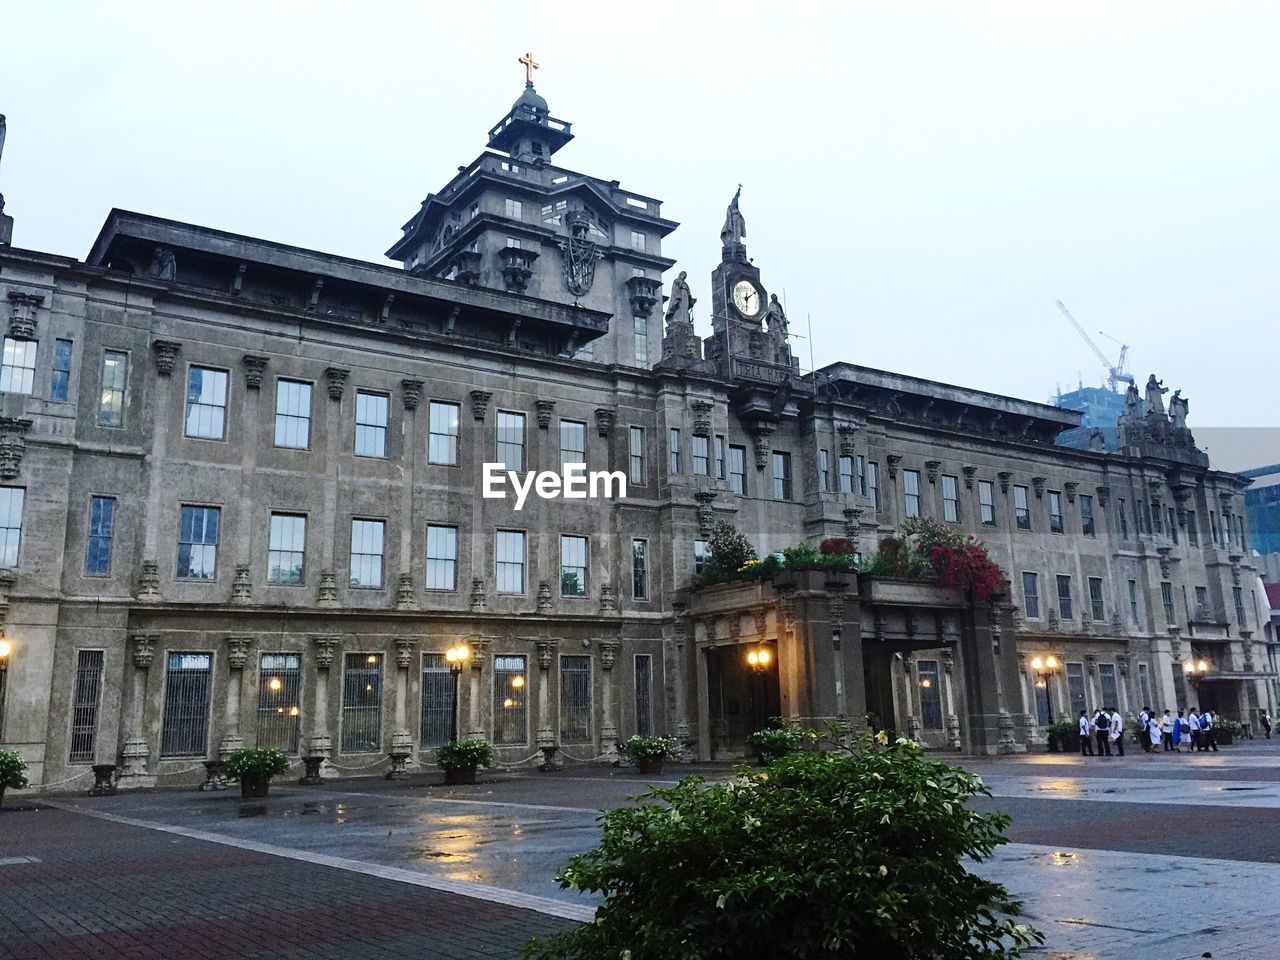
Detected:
left=1029, top=654, right=1061, bottom=722
left=0, top=637, right=9, bottom=739
left=1183, top=658, right=1210, bottom=678
left=445, top=644, right=470, bottom=743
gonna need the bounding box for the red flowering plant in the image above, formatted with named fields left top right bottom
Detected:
left=819, top=537, right=856, bottom=557
left=902, top=517, right=1006, bottom=602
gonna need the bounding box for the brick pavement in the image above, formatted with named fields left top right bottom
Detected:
left=0, top=806, right=574, bottom=960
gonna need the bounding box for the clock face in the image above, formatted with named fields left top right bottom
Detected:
left=732, top=280, right=762, bottom=317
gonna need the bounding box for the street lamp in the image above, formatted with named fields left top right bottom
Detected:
left=745, top=646, right=772, bottom=735
left=1183, top=658, right=1210, bottom=676
left=445, top=644, right=470, bottom=743
left=0, top=637, right=9, bottom=741
left=1029, top=654, right=1060, bottom=723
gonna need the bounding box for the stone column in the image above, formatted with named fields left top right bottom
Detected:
left=1150, top=629, right=1179, bottom=715
left=118, top=633, right=159, bottom=788
left=599, top=641, right=620, bottom=760
left=671, top=604, right=694, bottom=759
left=235, top=355, right=267, bottom=599
left=942, top=651, right=962, bottom=750
left=902, top=654, right=923, bottom=743
left=387, top=637, right=415, bottom=779
left=220, top=636, right=252, bottom=758
left=138, top=341, right=181, bottom=602
left=398, top=380, right=423, bottom=609
left=535, top=641, right=560, bottom=770
left=302, top=635, right=340, bottom=784
left=467, top=640, right=489, bottom=740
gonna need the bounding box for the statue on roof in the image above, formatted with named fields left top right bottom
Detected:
left=765, top=294, right=789, bottom=338
left=1144, top=374, right=1168, bottom=417
left=720, top=185, right=746, bottom=248
left=665, top=271, right=696, bottom=324
left=1169, top=389, right=1189, bottom=430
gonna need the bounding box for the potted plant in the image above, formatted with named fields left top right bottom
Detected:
left=436, top=738, right=493, bottom=785
left=0, top=749, right=28, bottom=810
left=746, top=725, right=809, bottom=765
left=223, top=748, right=291, bottom=798
left=1045, top=719, right=1076, bottom=753
left=619, top=735, right=680, bottom=775
left=1215, top=717, right=1242, bottom=746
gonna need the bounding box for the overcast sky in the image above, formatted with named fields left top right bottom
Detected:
left=2, top=2, right=1276, bottom=467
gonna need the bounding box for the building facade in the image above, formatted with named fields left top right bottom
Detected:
left=0, top=81, right=1274, bottom=789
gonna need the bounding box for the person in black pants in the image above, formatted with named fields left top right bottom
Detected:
left=1078, top=710, right=1094, bottom=756
left=1094, top=709, right=1112, bottom=757
left=1109, top=707, right=1125, bottom=756
left=1138, top=708, right=1152, bottom=752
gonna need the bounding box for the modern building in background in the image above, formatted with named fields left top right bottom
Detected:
left=0, top=77, right=1273, bottom=790
left=1054, top=384, right=1127, bottom=451
left=1242, top=464, right=1280, bottom=581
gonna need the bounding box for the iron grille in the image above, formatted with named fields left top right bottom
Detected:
left=257, top=653, right=301, bottom=753
left=341, top=653, right=383, bottom=753
left=559, top=655, right=592, bottom=743
left=1098, top=663, right=1119, bottom=709
left=917, top=659, right=943, bottom=730
left=420, top=653, right=455, bottom=749
left=493, top=655, right=527, bottom=745
left=160, top=652, right=213, bottom=757
left=633, top=654, right=653, bottom=737
left=68, top=649, right=105, bottom=762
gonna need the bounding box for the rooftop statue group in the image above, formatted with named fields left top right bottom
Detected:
left=1118, top=374, right=1193, bottom=448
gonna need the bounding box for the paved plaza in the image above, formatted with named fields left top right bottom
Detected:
left=4, top=742, right=1280, bottom=959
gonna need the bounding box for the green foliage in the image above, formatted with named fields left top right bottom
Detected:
left=618, top=735, right=681, bottom=763
left=781, top=542, right=820, bottom=568
left=525, top=733, right=1041, bottom=960
left=1046, top=718, right=1077, bottom=741
left=223, top=748, right=290, bottom=782
left=435, top=738, right=494, bottom=770
left=0, top=749, right=29, bottom=791
left=709, top=520, right=757, bottom=573
left=745, top=723, right=812, bottom=763
left=1215, top=717, right=1244, bottom=737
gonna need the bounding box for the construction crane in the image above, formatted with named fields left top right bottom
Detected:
left=1055, top=300, right=1134, bottom=394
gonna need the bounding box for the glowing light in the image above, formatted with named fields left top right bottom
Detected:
left=366, top=684, right=373, bottom=692
left=367, top=655, right=378, bottom=664
left=1183, top=660, right=1194, bottom=673
left=503, top=697, right=516, bottom=708
left=920, top=678, right=932, bottom=688
left=1046, top=655, right=1059, bottom=669
left=268, top=677, right=282, bottom=692
left=1030, top=656, right=1044, bottom=671
left=1197, top=659, right=1209, bottom=673
left=446, top=644, right=470, bottom=666
left=511, top=675, right=525, bottom=689
left=289, top=706, right=300, bottom=717
left=0, top=638, right=10, bottom=659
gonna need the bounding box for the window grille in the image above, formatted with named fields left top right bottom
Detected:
left=1080, top=495, right=1095, bottom=536
left=917, top=659, right=942, bottom=730
left=1049, top=492, right=1064, bottom=533
left=729, top=445, right=746, bottom=495
left=628, top=426, right=646, bottom=484
left=68, top=650, right=105, bottom=762
left=257, top=653, right=301, bottom=753
left=420, top=653, right=455, bottom=749
left=634, top=654, right=653, bottom=737
left=559, top=655, right=592, bottom=742
left=1089, top=577, right=1105, bottom=621
left=979, top=481, right=995, bottom=525
left=1056, top=575, right=1074, bottom=619
left=160, top=652, right=213, bottom=757
left=341, top=653, right=383, bottom=753
left=1022, top=572, right=1040, bottom=619
left=1098, top=663, right=1119, bottom=708
left=1014, top=485, right=1031, bottom=530
left=494, top=655, right=528, bottom=745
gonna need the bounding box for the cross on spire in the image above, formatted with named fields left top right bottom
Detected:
left=518, top=51, right=540, bottom=86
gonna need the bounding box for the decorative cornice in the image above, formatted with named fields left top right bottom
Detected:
left=7, top=291, right=43, bottom=339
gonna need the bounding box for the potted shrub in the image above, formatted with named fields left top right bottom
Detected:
left=1215, top=717, right=1242, bottom=746
left=223, top=748, right=290, bottom=799
left=0, top=749, right=28, bottom=810
left=619, top=735, right=680, bottom=776
left=436, top=738, right=493, bottom=785
left=747, top=725, right=809, bottom=765
left=1045, top=719, right=1076, bottom=753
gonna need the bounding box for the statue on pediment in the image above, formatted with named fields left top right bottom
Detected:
left=1144, top=374, right=1167, bottom=417
left=1169, top=389, right=1189, bottom=430
left=720, top=185, right=745, bottom=248
left=665, top=270, right=695, bottom=324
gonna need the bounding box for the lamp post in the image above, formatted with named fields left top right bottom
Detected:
left=1029, top=654, right=1060, bottom=723
left=745, top=646, right=772, bottom=735
left=0, top=637, right=9, bottom=741
left=445, top=644, right=470, bottom=743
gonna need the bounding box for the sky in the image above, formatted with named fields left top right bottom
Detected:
left=1, top=2, right=1276, bottom=467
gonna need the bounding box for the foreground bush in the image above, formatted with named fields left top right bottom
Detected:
left=525, top=734, right=1040, bottom=960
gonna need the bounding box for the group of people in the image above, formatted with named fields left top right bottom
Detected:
left=1076, top=707, right=1238, bottom=756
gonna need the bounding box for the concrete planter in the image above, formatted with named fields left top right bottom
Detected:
left=239, top=776, right=270, bottom=799
left=444, top=765, right=478, bottom=785
left=860, top=576, right=965, bottom=608
left=636, top=757, right=665, bottom=776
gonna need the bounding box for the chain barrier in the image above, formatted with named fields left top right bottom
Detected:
left=34, top=767, right=95, bottom=789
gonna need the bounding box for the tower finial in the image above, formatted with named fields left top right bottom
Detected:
left=518, top=51, right=541, bottom=86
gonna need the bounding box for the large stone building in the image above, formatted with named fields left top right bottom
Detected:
left=0, top=78, right=1274, bottom=790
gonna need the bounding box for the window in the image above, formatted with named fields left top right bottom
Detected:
left=176, top=505, right=219, bottom=580
left=560, top=655, right=592, bottom=742
left=494, top=655, right=528, bottom=744
left=856, top=455, right=867, bottom=495
left=496, top=411, right=526, bottom=470
left=838, top=455, right=854, bottom=494
left=1129, top=579, right=1140, bottom=624
left=428, top=401, right=460, bottom=465
left=1138, top=663, right=1154, bottom=713
left=628, top=426, right=646, bottom=484
left=634, top=315, right=649, bottom=366
left=1195, top=585, right=1209, bottom=616
left=1210, top=511, right=1219, bottom=544
left=1066, top=662, right=1087, bottom=715
left=1088, top=577, right=1105, bottom=621
left=51, top=339, right=73, bottom=401
left=560, top=534, right=588, bottom=596
left=715, top=436, right=726, bottom=480
left=349, top=518, right=385, bottom=589
left=1022, top=572, right=1040, bottom=619
left=1098, top=663, right=1119, bottom=709
left=1151, top=502, right=1163, bottom=535
left=274, top=379, right=312, bottom=448
left=98, top=350, right=128, bottom=426
left=1080, top=495, right=1095, bottom=537
left=1056, top=575, right=1073, bottom=620
left=819, top=450, right=831, bottom=492
left=1138, top=500, right=1148, bottom=535
left=773, top=452, right=793, bottom=500
left=979, top=481, right=996, bottom=526
left=634, top=654, right=654, bottom=737
left=505, top=237, right=522, bottom=251
left=669, top=428, right=682, bottom=474
left=341, top=653, right=383, bottom=753
left=1118, top=498, right=1129, bottom=539
left=632, top=538, right=649, bottom=600
left=729, top=445, right=747, bottom=495
left=160, top=652, right=213, bottom=757
left=354, top=391, right=389, bottom=458
left=268, top=513, right=307, bottom=585
left=0, top=487, right=21, bottom=567
left=560, top=419, right=586, bottom=468
left=426, top=524, right=458, bottom=590
left=1234, top=586, right=1248, bottom=627
left=867, top=462, right=879, bottom=509
left=630, top=230, right=646, bottom=252
left=692, top=435, right=710, bottom=476
left=85, top=496, right=116, bottom=576
left=903, top=470, right=921, bottom=518
left=0, top=337, right=36, bottom=395
left=1186, top=510, right=1199, bottom=546
left=1014, top=485, right=1031, bottom=530
left=942, top=475, right=959, bottom=522
left=917, top=660, right=942, bottom=730
left=1168, top=508, right=1179, bottom=544
left=257, top=653, right=301, bottom=753
left=504, top=197, right=523, bottom=219
left=694, top=539, right=710, bottom=574
left=420, top=653, right=456, bottom=749
left=1048, top=492, right=1064, bottom=533
left=184, top=366, right=228, bottom=440
left=496, top=529, right=526, bottom=593
left=1161, top=581, right=1175, bottom=625
left=68, top=649, right=105, bottom=763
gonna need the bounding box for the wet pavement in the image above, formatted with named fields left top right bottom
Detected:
left=8, top=743, right=1280, bottom=958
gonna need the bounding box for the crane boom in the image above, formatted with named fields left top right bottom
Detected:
left=1055, top=300, right=1134, bottom=393
left=1056, top=300, right=1110, bottom=369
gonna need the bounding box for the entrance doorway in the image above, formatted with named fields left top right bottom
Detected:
left=706, top=645, right=781, bottom=760
left=863, top=646, right=898, bottom=736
